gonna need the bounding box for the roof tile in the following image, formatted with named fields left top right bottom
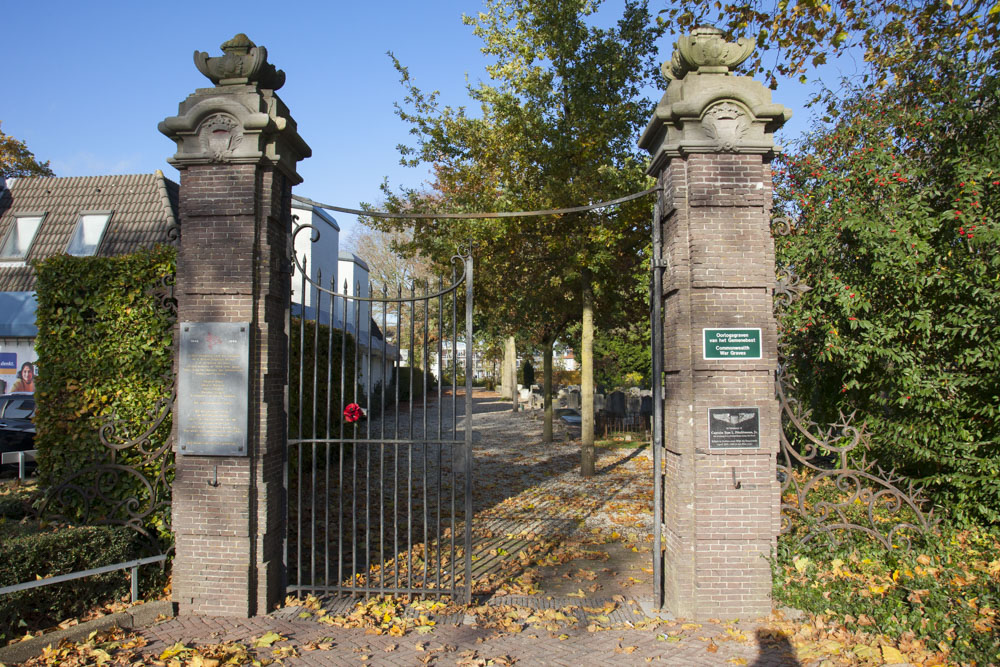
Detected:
left=0, top=172, right=179, bottom=291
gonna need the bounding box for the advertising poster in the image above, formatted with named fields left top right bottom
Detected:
left=0, top=350, right=37, bottom=395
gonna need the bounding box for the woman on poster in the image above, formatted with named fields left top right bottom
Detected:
left=11, top=362, right=35, bottom=393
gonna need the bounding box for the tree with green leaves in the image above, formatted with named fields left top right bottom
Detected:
left=0, top=122, right=54, bottom=178
left=774, top=42, right=1000, bottom=525
left=657, top=0, right=1000, bottom=90
left=371, top=0, right=661, bottom=470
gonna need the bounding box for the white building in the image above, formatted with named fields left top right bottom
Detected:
left=290, top=202, right=339, bottom=308
left=428, top=340, right=489, bottom=381
left=290, top=200, right=397, bottom=394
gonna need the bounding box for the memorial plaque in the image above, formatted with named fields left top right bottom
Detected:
left=178, top=322, right=250, bottom=456
left=708, top=407, right=760, bottom=449
left=703, top=327, right=762, bottom=360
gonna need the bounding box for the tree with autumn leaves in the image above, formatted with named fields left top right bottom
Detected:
left=0, top=122, right=54, bottom=178
left=369, top=0, right=1000, bottom=513
left=371, top=0, right=660, bottom=471
left=647, top=0, right=1000, bottom=525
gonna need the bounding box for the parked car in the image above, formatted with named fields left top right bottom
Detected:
left=0, top=393, right=36, bottom=474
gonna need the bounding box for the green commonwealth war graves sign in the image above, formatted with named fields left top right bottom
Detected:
left=702, top=327, right=761, bottom=360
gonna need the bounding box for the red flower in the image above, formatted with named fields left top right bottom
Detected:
left=343, top=403, right=364, bottom=423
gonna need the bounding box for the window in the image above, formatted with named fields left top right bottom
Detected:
left=0, top=396, right=34, bottom=419
left=0, top=213, right=44, bottom=259
left=66, top=211, right=112, bottom=256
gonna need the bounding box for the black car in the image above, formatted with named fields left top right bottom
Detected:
left=0, top=393, right=36, bottom=474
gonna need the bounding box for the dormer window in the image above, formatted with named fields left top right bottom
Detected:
left=66, top=211, right=112, bottom=256
left=0, top=213, right=45, bottom=260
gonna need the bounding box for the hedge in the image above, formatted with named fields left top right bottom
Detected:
left=0, top=524, right=141, bottom=643
left=288, top=317, right=357, bottom=440
left=33, top=246, right=176, bottom=538
left=394, top=366, right=436, bottom=402
left=0, top=495, right=30, bottom=521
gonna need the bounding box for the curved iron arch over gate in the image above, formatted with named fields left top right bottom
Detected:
left=286, top=223, right=474, bottom=603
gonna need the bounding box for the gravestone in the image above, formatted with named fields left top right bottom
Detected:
left=626, top=391, right=641, bottom=415
left=606, top=391, right=626, bottom=417
left=640, top=395, right=653, bottom=418
left=566, top=389, right=581, bottom=410
left=556, top=387, right=569, bottom=408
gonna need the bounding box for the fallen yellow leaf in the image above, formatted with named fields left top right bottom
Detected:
left=882, top=644, right=906, bottom=663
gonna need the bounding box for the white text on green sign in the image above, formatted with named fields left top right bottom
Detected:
left=703, top=328, right=762, bottom=360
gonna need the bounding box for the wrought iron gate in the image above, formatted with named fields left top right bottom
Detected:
left=286, top=227, right=474, bottom=602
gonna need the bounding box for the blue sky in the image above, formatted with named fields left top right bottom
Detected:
left=4, top=1, right=858, bottom=242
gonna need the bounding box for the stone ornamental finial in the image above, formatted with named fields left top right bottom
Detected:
left=194, top=33, right=286, bottom=90
left=663, top=26, right=755, bottom=81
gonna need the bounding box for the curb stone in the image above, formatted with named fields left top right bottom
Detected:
left=0, top=600, right=175, bottom=666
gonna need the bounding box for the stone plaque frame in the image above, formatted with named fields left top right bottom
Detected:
left=178, top=322, right=250, bottom=456
left=702, top=327, right=762, bottom=360
left=708, top=407, right=760, bottom=449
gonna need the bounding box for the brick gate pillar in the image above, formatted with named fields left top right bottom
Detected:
left=639, top=28, right=791, bottom=620
left=159, top=34, right=310, bottom=616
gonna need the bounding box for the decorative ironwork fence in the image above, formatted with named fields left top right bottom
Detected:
left=771, top=216, right=938, bottom=550
left=286, top=222, right=474, bottom=602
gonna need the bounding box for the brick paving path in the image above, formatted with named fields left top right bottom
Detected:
left=137, top=391, right=802, bottom=665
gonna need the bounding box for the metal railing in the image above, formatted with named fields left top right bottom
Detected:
left=0, top=554, right=168, bottom=604
left=1, top=450, right=36, bottom=480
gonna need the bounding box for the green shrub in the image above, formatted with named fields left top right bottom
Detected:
left=33, top=247, right=175, bottom=537
left=0, top=524, right=142, bottom=644
left=518, top=359, right=534, bottom=387
left=774, top=56, right=1000, bottom=525
left=288, top=317, right=356, bottom=439
left=552, top=369, right=581, bottom=386
left=393, top=366, right=436, bottom=402
left=0, top=496, right=31, bottom=521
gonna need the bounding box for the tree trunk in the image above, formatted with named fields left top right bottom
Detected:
left=543, top=339, right=554, bottom=443
left=500, top=335, right=515, bottom=399
left=581, top=268, right=595, bottom=477
left=507, top=336, right=518, bottom=411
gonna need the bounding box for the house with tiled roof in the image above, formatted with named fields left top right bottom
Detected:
left=0, top=172, right=178, bottom=394
left=0, top=173, right=395, bottom=396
